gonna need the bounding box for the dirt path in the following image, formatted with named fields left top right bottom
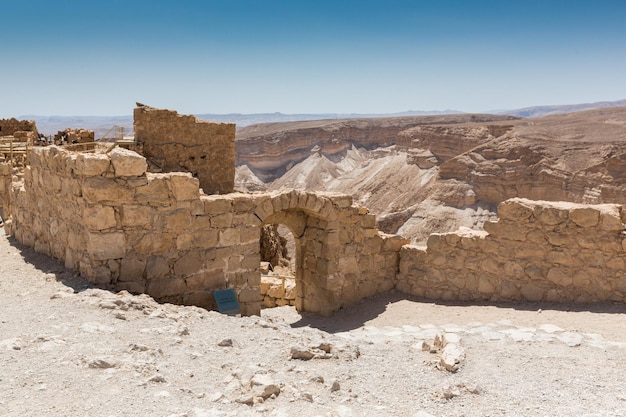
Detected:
left=1, top=229, right=625, bottom=416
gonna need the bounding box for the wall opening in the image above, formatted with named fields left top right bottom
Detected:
left=259, top=223, right=297, bottom=308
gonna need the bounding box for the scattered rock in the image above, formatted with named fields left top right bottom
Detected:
left=218, top=338, right=233, bottom=347
left=290, top=346, right=315, bottom=360
left=87, top=358, right=117, bottom=369
left=148, top=374, right=167, bottom=383
left=439, top=343, right=465, bottom=372
left=331, top=380, right=341, bottom=392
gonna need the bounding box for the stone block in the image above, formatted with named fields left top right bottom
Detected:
left=211, top=213, right=233, bottom=228
left=84, top=205, right=116, bottom=231
left=109, top=147, right=147, bottom=177
left=134, top=232, right=175, bottom=254
left=238, top=287, right=262, bottom=303
left=164, top=208, right=191, bottom=230
left=219, top=228, right=239, bottom=246
left=170, top=173, right=200, bottom=201
left=146, top=256, right=170, bottom=280
left=498, top=199, right=534, bottom=221
left=75, top=153, right=110, bottom=176
left=186, top=270, right=226, bottom=291
left=83, top=177, right=134, bottom=204
left=534, top=206, right=568, bottom=226
left=173, top=251, right=203, bottom=276
left=600, top=211, right=624, bottom=232
left=119, top=256, right=147, bottom=282
left=146, top=278, right=187, bottom=299
left=546, top=267, right=573, bottom=286
left=135, top=174, right=171, bottom=204
left=121, top=204, right=154, bottom=228
left=569, top=207, right=600, bottom=228
left=87, top=232, right=126, bottom=261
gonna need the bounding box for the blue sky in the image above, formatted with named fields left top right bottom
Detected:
left=2, top=0, right=626, bottom=116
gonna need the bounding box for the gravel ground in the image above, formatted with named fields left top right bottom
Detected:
left=1, top=229, right=626, bottom=417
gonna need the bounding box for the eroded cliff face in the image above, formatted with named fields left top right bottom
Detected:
left=236, top=114, right=517, bottom=181
left=235, top=106, right=626, bottom=243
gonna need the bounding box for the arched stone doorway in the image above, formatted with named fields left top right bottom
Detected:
left=252, top=190, right=408, bottom=316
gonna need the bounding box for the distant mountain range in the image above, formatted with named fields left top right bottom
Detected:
left=499, top=99, right=626, bottom=118
left=19, top=99, right=626, bottom=136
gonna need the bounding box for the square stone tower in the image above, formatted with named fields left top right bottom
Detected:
left=133, top=103, right=235, bottom=195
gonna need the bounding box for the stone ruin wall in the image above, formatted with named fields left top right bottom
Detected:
left=0, top=162, right=11, bottom=218
left=8, top=146, right=406, bottom=316
left=10, top=146, right=262, bottom=315
left=54, top=128, right=95, bottom=144
left=134, top=104, right=235, bottom=195
left=0, top=118, right=38, bottom=137
left=397, top=198, right=626, bottom=303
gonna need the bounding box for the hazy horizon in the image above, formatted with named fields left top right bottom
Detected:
left=3, top=1, right=626, bottom=117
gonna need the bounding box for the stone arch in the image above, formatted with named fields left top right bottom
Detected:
left=254, top=190, right=355, bottom=315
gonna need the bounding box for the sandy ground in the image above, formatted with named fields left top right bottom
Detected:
left=1, top=228, right=626, bottom=417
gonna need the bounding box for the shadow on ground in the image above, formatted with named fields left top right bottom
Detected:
left=6, top=233, right=95, bottom=294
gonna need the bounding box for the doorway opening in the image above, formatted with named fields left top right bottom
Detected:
left=259, top=224, right=297, bottom=308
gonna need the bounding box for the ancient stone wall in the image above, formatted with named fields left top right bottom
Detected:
left=134, top=104, right=235, bottom=195
left=254, top=190, right=409, bottom=314
left=9, top=146, right=408, bottom=316
left=54, top=128, right=94, bottom=144
left=0, top=118, right=38, bottom=137
left=10, top=146, right=261, bottom=315
left=397, top=198, right=626, bottom=303
left=0, top=162, right=11, bottom=218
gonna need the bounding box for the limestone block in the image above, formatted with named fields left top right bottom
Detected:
left=121, top=204, right=154, bottom=228
left=211, top=213, right=233, bottom=228
left=498, top=199, right=534, bottom=221
left=146, top=278, right=187, bottom=299
left=173, top=251, right=203, bottom=276
left=75, top=153, right=110, bottom=177
left=135, top=174, right=171, bottom=204
left=87, top=232, right=126, bottom=261
left=80, top=262, right=113, bottom=285
left=599, top=211, right=624, bottom=232
left=170, top=173, right=200, bottom=201
left=607, top=257, right=625, bottom=270
left=240, top=302, right=261, bottom=316
left=109, top=147, right=147, bottom=177
left=164, top=208, right=191, bottom=230
left=519, top=283, right=546, bottom=301
left=219, top=229, right=239, bottom=246
left=134, top=232, right=175, bottom=254
left=534, top=206, right=568, bottom=226
left=146, top=256, right=170, bottom=280
left=361, top=214, right=377, bottom=229
left=82, top=177, right=134, bottom=204
left=232, top=194, right=256, bottom=212
left=186, top=270, right=226, bottom=291
left=238, top=287, right=262, bottom=303
left=190, top=199, right=204, bottom=216
left=569, top=207, right=600, bottom=228
left=119, top=256, right=146, bottom=282
left=426, top=234, right=447, bottom=253
left=546, top=232, right=571, bottom=247
left=523, top=264, right=546, bottom=280
left=546, top=268, right=573, bottom=286
left=84, top=206, right=116, bottom=231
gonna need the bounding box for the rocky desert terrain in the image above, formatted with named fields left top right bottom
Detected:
left=236, top=106, right=626, bottom=244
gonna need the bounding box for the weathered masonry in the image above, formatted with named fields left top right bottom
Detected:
left=134, top=103, right=235, bottom=195
left=8, top=146, right=406, bottom=316
left=3, top=105, right=626, bottom=318
left=398, top=198, right=626, bottom=303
